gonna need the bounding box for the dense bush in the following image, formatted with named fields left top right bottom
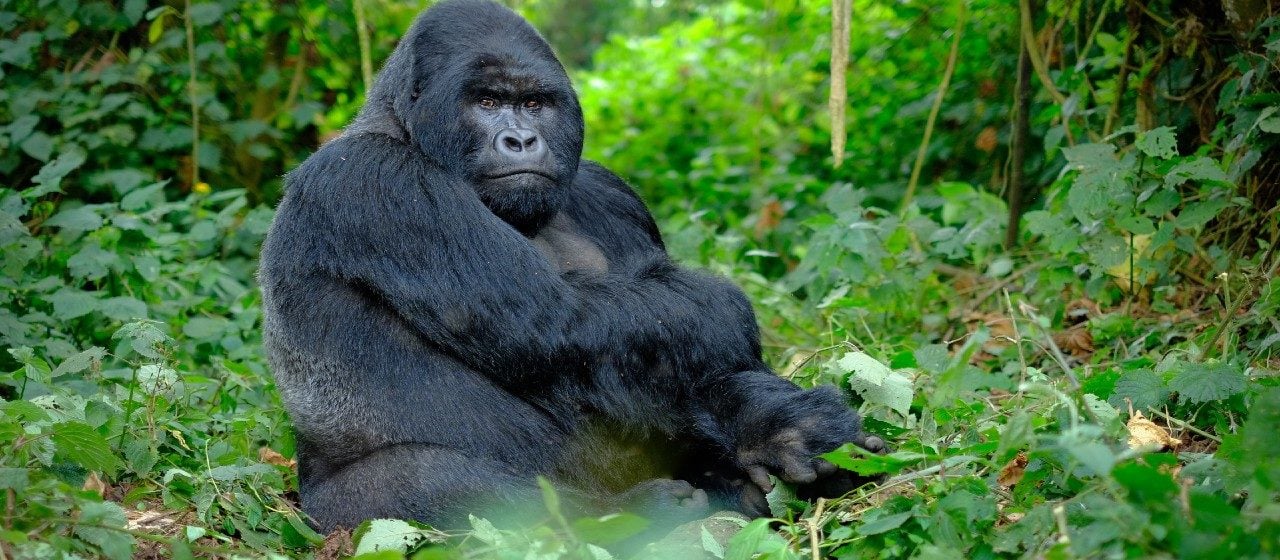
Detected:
left=1, top=0, right=1277, bottom=558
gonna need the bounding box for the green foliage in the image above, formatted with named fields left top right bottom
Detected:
left=1, top=0, right=1278, bottom=559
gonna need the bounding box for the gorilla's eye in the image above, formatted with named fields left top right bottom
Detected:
left=523, top=99, right=541, bottom=110
left=478, top=97, right=498, bottom=109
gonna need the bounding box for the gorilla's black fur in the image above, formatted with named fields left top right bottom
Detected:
left=259, top=0, right=881, bottom=534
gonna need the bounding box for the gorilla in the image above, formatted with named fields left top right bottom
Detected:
left=258, top=0, right=883, bottom=535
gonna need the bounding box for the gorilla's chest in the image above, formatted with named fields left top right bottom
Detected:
left=530, top=213, right=608, bottom=273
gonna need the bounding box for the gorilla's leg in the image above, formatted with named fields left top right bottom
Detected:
left=302, top=444, right=538, bottom=532
left=302, top=443, right=714, bottom=533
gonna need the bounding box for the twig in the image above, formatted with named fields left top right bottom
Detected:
left=1018, top=0, right=1068, bottom=107
left=899, top=4, right=967, bottom=214
left=354, top=0, right=374, bottom=92
left=1147, top=408, right=1221, bottom=443
left=808, top=497, right=825, bottom=560
left=184, top=0, right=200, bottom=186
left=829, top=0, right=852, bottom=167
left=1006, top=8, right=1033, bottom=248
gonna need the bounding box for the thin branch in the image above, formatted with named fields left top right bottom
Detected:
left=829, top=0, right=852, bottom=167
left=899, top=3, right=967, bottom=214
left=184, top=0, right=200, bottom=186
left=354, top=0, right=374, bottom=92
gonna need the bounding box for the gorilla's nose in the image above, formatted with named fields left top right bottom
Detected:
left=494, top=127, right=547, bottom=162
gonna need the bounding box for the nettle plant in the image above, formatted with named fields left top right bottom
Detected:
left=1026, top=126, right=1240, bottom=305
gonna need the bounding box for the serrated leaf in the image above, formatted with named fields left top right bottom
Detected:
left=43, top=205, right=103, bottom=233
left=20, top=131, right=53, bottom=162
left=75, top=501, right=133, bottom=560
left=353, top=518, right=434, bottom=555
left=857, top=511, right=912, bottom=536
left=46, top=288, right=100, bottom=320
left=100, top=297, right=147, bottom=321
left=0, top=468, right=29, bottom=490
left=1169, top=361, right=1246, bottom=404
left=1108, top=368, right=1169, bottom=411
left=571, top=513, right=648, bottom=546
left=849, top=370, right=913, bottom=415
left=112, top=320, right=173, bottom=359
left=187, top=3, right=224, bottom=26
left=51, top=346, right=106, bottom=378
left=835, top=351, right=891, bottom=384
left=51, top=422, right=122, bottom=475
left=182, top=316, right=228, bottom=339
left=1135, top=126, right=1177, bottom=159
left=29, top=146, right=87, bottom=196
left=1164, top=157, right=1228, bottom=188
left=1174, top=199, right=1231, bottom=229
left=914, top=344, right=950, bottom=374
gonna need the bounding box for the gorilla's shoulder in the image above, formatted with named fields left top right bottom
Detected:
left=574, top=161, right=645, bottom=203
left=286, top=133, right=426, bottom=197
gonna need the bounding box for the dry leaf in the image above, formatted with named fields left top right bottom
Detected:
left=997, top=452, right=1028, bottom=487
left=317, top=527, right=355, bottom=560
left=1052, top=326, right=1094, bottom=359
left=259, top=446, right=297, bottom=469
left=753, top=199, right=784, bottom=238
left=126, top=509, right=179, bottom=532
left=976, top=126, right=998, bottom=153
left=82, top=471, right=107, bottom=498
left=1126, top=411, right=1182, bottom=450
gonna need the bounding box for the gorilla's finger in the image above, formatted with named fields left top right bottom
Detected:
left=780, top=454, right=817, bottom=484
left=863, top=435, right=886, bottom=453
left=746, top=465, right=773, bottom=492
left=814, top=459, right=838, bottom=477
left=685, top=489, right=709, bottom=508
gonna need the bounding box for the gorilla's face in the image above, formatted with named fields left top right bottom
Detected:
left=459, top=57, right=582, bottom=232
left=395, top=1, right=585, bottom=234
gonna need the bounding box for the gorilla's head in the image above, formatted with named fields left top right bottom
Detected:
left=352, top=0, right=585, bottom=233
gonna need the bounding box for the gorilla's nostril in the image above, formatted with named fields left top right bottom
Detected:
left=502, top=135, right=523, bottom=152
left=524, top=136, right=538, bottom=148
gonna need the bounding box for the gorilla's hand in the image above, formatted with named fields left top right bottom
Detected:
left=614, top=478, right=711, bottom=525
left=730, top=383, right=886, bottom=496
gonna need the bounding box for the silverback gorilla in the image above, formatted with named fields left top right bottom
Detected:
left=259, top=0, right=883, bottom=534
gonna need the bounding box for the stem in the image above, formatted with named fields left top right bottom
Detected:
left=900, top=3, right=966, bottom=214
left=1005, top=7, right=1033, bottom=249
left=354, top=0, right=374, bottom=92
left=184, top=0, right=200, bottom=186
left=829, top=0, right=852, bottom=168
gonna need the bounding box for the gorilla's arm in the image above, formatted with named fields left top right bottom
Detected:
left=266, top=134, right=763, bottom=388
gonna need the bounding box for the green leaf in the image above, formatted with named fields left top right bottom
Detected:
left=571, top=513, right=649, bottom=545
left=47, top=288, right=100, bottom=320
left=187, top=3, right=224, bottom=26
left=1135, top=126, right=1177, bottom=159
left=857, top=511, right=912, bottom=536
left=724, top=518, right=774, bottom=560
left=74, top=501, right=133, bottom=560
left=835, top=351, right=890, bottom=384
left=1173, top=199, right=1231, bottom=229
left=1164, top=157, right=1228, bottom=188
left=50, top=346, right=106, bottom=378
left=29, top=146, right=87, bottom=197
left=112, top=321, right=173, bottom=359
left=0, top=468, right=29, bottom=491
left=19, top=131, right=53, bottom=162
left=51, top=421, right=123, bottom=475
left=100, top=297, right=147, bottom=321
left=43, top=205, right=103, bottom=233
left=1169, top=361, right=1246, bottom=404
left=182, top=316, right=228, bottom=339
left=914, top=344, right=950, bottom=374
left=353, top=519, right=435, bottom=555
left=1108, top=369, right=1169, bottom=411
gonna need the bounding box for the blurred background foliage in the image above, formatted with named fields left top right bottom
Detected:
left=1, top=0, right=1278, bottom=558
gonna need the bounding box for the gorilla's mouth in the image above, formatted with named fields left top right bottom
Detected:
left=485, top=170, right=556, bottom=182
